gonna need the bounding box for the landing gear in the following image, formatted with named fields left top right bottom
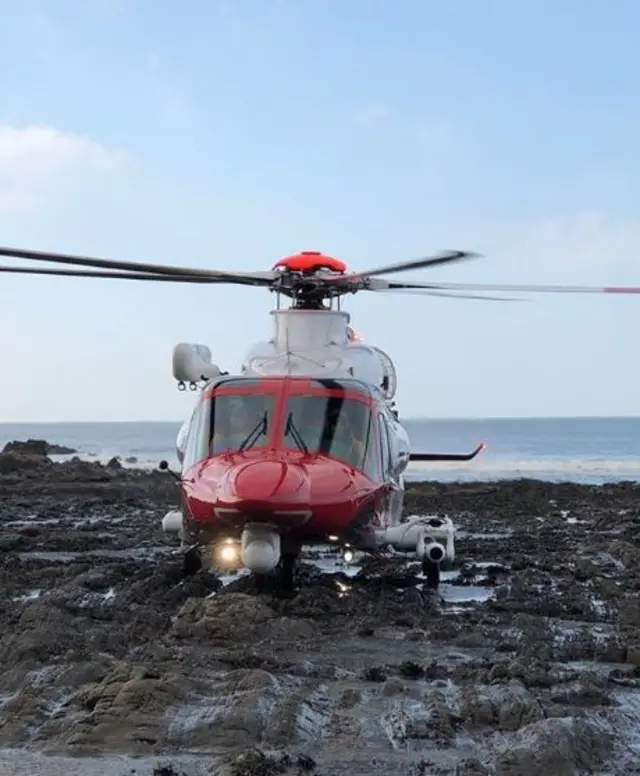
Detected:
left=278, top=553, right=299, bottom=593
left=252, top=552, right=299, bottom=596
left=182, top=546, right=202, bottom=576
left=422, top=557, right=440, bottom=590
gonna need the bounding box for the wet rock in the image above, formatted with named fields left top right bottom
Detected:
left=381, top=691, right=459, bottom=747
left=461, top=679, right=544, bottom=731
left=398, top=660, right=425, bottom=679
left=608, top=539, right=639, bottom=568
left=360, top=665, right=388, bottom=682
left=626, top=643, right=640, bottom=666
left=171, top=593, right=315, bottom=644
left=494, top=717, right=614, bottom=776
left=338, top=688, right=362, bottom=708
left=210, top=747, right=309, bottom=776
left=76, top=662, right=186, bottom=714
left=382, top=678, right=406, bottom=696
left=163, top=669, right=331, bottom=751
left=455, top=759, right=492, bottom=776
left=549, top=677, right=612, bottom=707
left=2, top=439, right=75, bottom=456
left=0, top=451, right=51, bottom=474
left=0, top=532, right=29, bottom=551
left=0, top=598, right=89, bottom=665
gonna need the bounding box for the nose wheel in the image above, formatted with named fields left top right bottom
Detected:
left=252, top=552, right=299, bottom=596
left=182, top=546, right=203, bottom=575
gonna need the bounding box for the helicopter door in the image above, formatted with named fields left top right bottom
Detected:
left=379, top=412, right=403, bottom=525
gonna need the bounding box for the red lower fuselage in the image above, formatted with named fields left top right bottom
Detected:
left=178, top=375, right=389, bottom=548
left=182, top=449, right=383, bottom=540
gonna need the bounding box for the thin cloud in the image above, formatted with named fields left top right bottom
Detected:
left=0, top=125, right=125, bottom=213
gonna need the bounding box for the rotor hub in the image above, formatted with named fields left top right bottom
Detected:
left=272, top=251, right=347, bottom=275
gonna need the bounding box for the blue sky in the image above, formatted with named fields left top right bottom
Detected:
left=1, top=0, right=640, bottom=422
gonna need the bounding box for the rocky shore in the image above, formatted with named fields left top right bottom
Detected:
left=0, top=440, right=638, bottom=775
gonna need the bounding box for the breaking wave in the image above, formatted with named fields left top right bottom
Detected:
left=405, top=457, right=640, bottom=484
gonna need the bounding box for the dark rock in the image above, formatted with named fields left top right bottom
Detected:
left=2, top=439, right=76, bottom=456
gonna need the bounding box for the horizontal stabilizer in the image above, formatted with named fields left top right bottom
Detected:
left=409, top=442, right=486, bottom=462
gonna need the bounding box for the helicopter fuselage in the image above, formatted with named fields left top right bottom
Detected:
left=163, top=305, right=475, bottom=582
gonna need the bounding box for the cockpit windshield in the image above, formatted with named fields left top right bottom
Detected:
left=210, top=393, right=275, bottom=455
left=282, top=394, right=372, bottom=469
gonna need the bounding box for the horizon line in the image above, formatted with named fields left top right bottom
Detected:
left=1, top=414, right=640, bottom=424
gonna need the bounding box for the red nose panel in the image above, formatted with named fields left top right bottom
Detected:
left=185, top=451, right=379, bottom=535
left=225, top=460, right=310, bottom=506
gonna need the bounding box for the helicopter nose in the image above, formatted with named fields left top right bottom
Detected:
left=219, top=459, right=311, bottom=511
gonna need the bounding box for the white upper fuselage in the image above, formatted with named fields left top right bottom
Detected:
left=241, top=309, right=395, bottom=392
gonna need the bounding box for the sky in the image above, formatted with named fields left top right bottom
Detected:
left=1, top=0, right=640, bottom=422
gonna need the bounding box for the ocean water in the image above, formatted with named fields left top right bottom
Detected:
left=2, top=416, right=640, bottom=484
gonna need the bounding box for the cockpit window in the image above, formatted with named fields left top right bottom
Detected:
left=210, top=393, right=275, bottom=455
left=282, top=394, right=372, bottom=469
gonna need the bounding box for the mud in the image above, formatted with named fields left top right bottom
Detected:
left=0, top=441, right=639, bottom=775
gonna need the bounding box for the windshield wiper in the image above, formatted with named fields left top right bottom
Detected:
left=284, top=412, right=309, bottom=454
left=238, top=412, right=268, bottom=452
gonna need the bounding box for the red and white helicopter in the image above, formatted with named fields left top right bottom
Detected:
left=2, top=245, right=639, bottom=591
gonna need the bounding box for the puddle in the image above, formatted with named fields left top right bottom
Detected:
left=456, top=530, right=514, bottom=540
left=18, top=552, right=80, bottom=563
left=0, top=749, right=214, bottom=776
left=17, top=547, right=174, bottom=564
left=440, top=584, right=494, bottom=604
left=12, top=589, right=42, bottom=603
left=5, top=518, right=64, bottom=528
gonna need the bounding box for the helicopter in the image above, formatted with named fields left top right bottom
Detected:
left=1, top=245, right=639, bottom=592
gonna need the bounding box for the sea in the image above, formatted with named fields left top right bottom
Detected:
left=2, top=416, right=640, bottom=484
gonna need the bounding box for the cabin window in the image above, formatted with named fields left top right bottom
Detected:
left=361, top=428, right=380, bottom=481
left=378, top=413, right=392, bottom=477
left=282, top=394, right=372, bottom=470
left=182, top=399, right=212, bottom=471
left=209, top=393, right=276, bottom=455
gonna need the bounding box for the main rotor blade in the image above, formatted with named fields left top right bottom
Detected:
left=398, top=281, right=640, bottom=296
left=372, top=286, right=519, bottom=301
left=346, top=250, right=480, bottom=281
left=413, top=289, right=519, bottom=302
left=0, top=266, right=225, bottom=282
left=0, top=245, right=276, bottom=286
